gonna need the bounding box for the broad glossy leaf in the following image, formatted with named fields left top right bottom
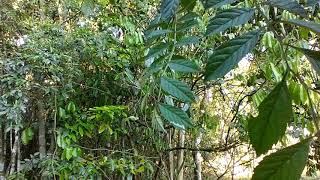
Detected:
left=179, top=12, right=199, bottom=22
left=267, top=0, right=307, bottom=17
left=293, top=47, right=320, bottom=76
left=145, top=29, right=172, bottom=39
left=204, top=0, right=236, bottom=9
left=175, top=36, right=200, bottom=47
left=160, top=0, right=180, bottom=21
left=158, top=103, right=192, bottom=129
left=252, top=138, right=311, bottom=180
left=177, top=19, right=199, bottom=32
left=146, top=43, right=170, bottom=59
left=286, top=19, right=320, bottom=34
left=248, top=80, right=293, bottom=156
left=161, top=77, right=195, bottom=102
left=205, top=29, right=262, bottom=81
left=169, top=56, right=199, bottom=73
left=206, top=8, right=255, bottom=36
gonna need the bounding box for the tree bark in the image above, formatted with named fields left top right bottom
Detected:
left=177, top=130, right=185, bottom=180
left=194, top=132, right=203, bottom=180
left=16, top=137, right=20, bottom=172
left=39, top=0, right=45, bottom=20
left=0, top=125, right=4, bottom=179
left=168, top=129, right=174, bottom=180
left=38, top=101, right=46, bottom=158
left=7, top=129, right=18, bottom=176
left=56, top=0, right=65, bottom=22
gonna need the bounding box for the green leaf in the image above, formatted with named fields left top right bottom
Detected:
left=178, top=12, right=199, bottom=22
left=285, top=19, right=320, bottom=34
left=267, top=0, right=307, bottom=18
left=145, top=29, right=172, bottom=40
left=307, top=0, right=318, bottom=7
left=98, top=124, right=108, bottom=134
left=152, top=110, right=167, bottom=132
left=205, top=29, right=262, bottom=81
left=158, top=103, right=192, bottom=129
left=81, top=0, right=94, bottom=17
left=146, top=43, right=170, bottom=59
left=252, top=138, right=311, bottom=180
left=169, top=56, right=199, bottom=73
left=270, top=62, right=282, bottom=82
left=175, top=36, right=200, bottom=47
left=176, top=19, right=199, bottom=32
left=160, top=77, right=196, bottom=102
left=293, top=47, right=320, bottom=76
left=67, top=102, right=76, bottom=113
left=248, top=80, right=293, bottom=156
left=299, top=84, right=308, bottom=105
left=160, top=0, right=180, bottom=21
left=59, top=107, right=66, bottom=119
left=22, top=129, right=28, bottom=145
left=204, top=0, right=236, bottom=9
left=289, top=81, right=301, bottom=105
left=65, top=148, right=73, bottom=160
left=206, top=8, right=255, bottom=36
left=181, top=0, right=196, bottom=11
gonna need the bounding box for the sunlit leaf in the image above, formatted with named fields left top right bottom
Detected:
left=248, top=80, right=293, bottom=156
left=176, top=19, right=199, bottom=32
left=22, top=128, right=34, bottom=145
left=204, top=0, right=236, bottom=9
left=252, top=138, right=311, bottom=180
left=286, top=19, right=320, bottom=34
left=146, top=43, right=170, bottom=59
left=145, top=29, right=172, bottom=40
left=169, top=56, right=199, bottom=73
left=293, top=47, right=320, bottom=76
left=267, top=0, right=307, bottom=17
left=205, top=29, right=262, bottom=80
left=158, top=103, right=192, bottom=129
left=175, top=36, right=200, bottom=47
left=178, top=12, right=199, bottom=22
left=206, top=8, right=255, bottom=36
left=160, top=77, right=196, bottom=102
left=160, top=0, right=180, bottom=21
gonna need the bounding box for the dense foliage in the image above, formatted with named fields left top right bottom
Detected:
left=1, top=0, right=320, bottom=179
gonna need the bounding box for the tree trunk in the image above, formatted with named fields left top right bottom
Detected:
left=16, top=137, right=20, bottom=172
left=7, top=129, right=18, bottom=176
left=56, top=0, right=65, bottom=22
left=38, top=102, right=46, bottom=159
left=0, top=67, right=4, bottom=179
left=177, top=130, right=185, bottom=180
left=168, top=129, right=174, bottom=180
left=194, top=132, right=203, bottom=180
left=39, top=0, right=45, bottom=20
left=0, top=126, right=4, bottom=179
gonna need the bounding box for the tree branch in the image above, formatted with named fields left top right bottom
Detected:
left=165, top=142, right=240, bottom=153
